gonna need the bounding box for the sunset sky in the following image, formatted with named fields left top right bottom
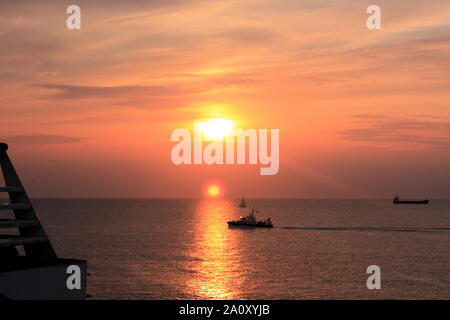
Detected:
left=1, top=0, right=450, bottom=198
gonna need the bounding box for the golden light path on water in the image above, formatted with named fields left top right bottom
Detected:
left=185, top=199, right=246, bottom=299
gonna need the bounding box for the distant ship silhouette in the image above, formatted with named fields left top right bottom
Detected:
left=393, top=194, right=429, bottom=204
left=228, top=208, right=273, bottom=228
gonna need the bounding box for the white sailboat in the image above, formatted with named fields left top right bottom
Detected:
left=238, top=197, right=246, bottom=208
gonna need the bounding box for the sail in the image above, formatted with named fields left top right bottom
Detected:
left=239, top=197, right=246, bottom=208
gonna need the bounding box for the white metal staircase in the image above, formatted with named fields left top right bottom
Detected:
left=0, top=142, right=57, bottom=260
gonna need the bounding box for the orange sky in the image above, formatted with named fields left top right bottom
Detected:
left=1, top=0, right=450, bottom=198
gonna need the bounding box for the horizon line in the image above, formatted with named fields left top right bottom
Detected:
left=14, top=196, right=450, bottom=200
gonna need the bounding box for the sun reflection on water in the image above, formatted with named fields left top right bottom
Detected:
left=185, top=199, right=246, bottom=299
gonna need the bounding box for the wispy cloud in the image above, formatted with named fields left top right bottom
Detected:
left=340, top=114, right=450, bottom=148
left=2, top=135, right=85, bottom=145
left=35, top=84, right=180, bottom=100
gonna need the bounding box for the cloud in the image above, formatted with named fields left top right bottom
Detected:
left=30, top=83, right=208, bottom=111
left=204, top=72, right=266, bottom=87
left=351, top=114, right=390, bottom=120
left=0, top=30, right=69, bottom=56
left=339, top=114, right=450, bottom=148
left=35, top=84, right=180, bottom=100
left=220, top=27, right=277, bottom=44
left=2, top=135, right=85, bottom=145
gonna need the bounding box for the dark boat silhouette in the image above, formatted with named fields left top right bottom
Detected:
left=393, top=194, right=429, bottom=204
left=227, top=208, right=273, bottom=228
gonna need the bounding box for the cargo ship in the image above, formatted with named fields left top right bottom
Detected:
left=393, top=194, right=429, bottom=204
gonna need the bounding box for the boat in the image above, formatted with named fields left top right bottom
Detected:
left=393, top=194, right=429, bottom=204
left=238, top=197, right=246, bottom=208
left=227, top=208, right=273, bottom=228
left=0, top=142, right=87, bottom=299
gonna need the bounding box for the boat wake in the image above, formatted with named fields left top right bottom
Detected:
left=279, top=226, right=450, bottom=233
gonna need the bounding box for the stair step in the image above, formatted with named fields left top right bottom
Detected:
left=0, top=219, right=39, bottom=228
left=0, top=186, right=23, bottom=192
left=0, top=236, right=48, bottom=247
left=0, top=203, right=31, bottom=210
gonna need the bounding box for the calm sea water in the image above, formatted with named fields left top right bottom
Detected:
left=32, top=199, right=450, bottom=299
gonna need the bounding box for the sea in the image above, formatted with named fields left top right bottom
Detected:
left=30, top=198, right=450, bottom=299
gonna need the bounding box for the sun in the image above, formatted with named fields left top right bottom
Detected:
left=207, top=185, right=220, bottom=197
left=197, top=118, right=234, bottom=140
left=202, top=180, right=225, bottom=198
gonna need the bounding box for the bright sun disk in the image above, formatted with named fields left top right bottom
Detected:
left=197, top=118, right=234, bottom=140
left=208, top=185, right=220, bottom=197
